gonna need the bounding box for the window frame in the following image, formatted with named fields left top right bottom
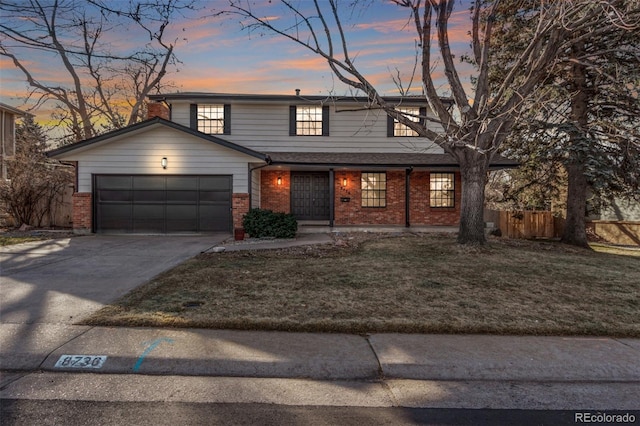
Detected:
left=289, top=105, right=329, bottom=136
left=361, top=172, right=387, bottom=208
left=429, top=172, right=455, bottom=208
left=190, top=104, right=230, bottom=135
left=387, top=106, right=426, bottom=137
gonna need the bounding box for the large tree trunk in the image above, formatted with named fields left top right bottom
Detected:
left=457, top=153, right=489, bottom=245
left=561, top=40, right=590, bottom=248
left=562, top=162, right=589, bottom=247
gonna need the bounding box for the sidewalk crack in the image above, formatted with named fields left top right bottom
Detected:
left=364, top=334, right=384, bottom=380
left=36, top=325, right=95, bottom=370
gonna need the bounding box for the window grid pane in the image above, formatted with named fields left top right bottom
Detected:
left=197, top=104, right=224, bottom=134
left=394, top=107, right=420, bottom=137
left=430, top=173, right=455, bottom=207
left=296, top=106, right=323, bottom=135
left=361, top=172, right=387, bottom=208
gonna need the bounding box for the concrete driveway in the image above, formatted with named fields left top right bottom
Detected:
left=0, top=234, right=227, bottom=324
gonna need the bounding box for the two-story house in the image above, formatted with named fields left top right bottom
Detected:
left=47, top=92, right=517, bottom=234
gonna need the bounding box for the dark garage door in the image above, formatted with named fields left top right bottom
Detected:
left=94, top=175, right=232, bottom=233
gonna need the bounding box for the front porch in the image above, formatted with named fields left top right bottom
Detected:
left=254, top=167, right=462, bottom=228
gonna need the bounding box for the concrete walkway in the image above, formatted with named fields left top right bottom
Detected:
left=1, top=232, right=639, bottom=411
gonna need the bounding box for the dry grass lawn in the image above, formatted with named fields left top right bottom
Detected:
left=84, top=233, right=640, bottom=336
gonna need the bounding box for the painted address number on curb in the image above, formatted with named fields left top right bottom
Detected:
left=54, top=355, right=107, bottom=369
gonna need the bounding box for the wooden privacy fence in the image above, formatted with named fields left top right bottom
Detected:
left=490, top=210, right=562, bottom=239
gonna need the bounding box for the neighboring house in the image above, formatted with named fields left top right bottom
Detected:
left=0, top=102, right=28, bottom=181
left=47, top=92, right=517, bottom=234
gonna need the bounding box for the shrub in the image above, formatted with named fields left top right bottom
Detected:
left=242, top=208, right=297, bottom=239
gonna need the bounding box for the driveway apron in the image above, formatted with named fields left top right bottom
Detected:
left=0, top=235, right=227, bottom=325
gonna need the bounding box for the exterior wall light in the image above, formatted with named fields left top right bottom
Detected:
left=161, top=157, right=168, bottom=169
left=277, top=176, right=282, bottom=185
left=342, top=178, right=348, bottom=187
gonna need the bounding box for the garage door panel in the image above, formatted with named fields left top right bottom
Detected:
left=166, top=205, right=198, bottom=232
left=97, top=204, right=132, bottom=233
left=134, top=190, right=165, bottom=202
left=133, top=176, right=165, bottom=190
left=199, top=190, right=231, bottom=202
left=167, top=177, right=198, bottom=190
left=98, top=190, right=132, bottom=202
left=98, top=176, right=132, bottom=189
left=200, top=176, right=231, bottom=191
left=199, top=205, right=231, bottom=232
left=94, top=175, right=232, bottom=234
left=166, top=190, right=198, bottom=203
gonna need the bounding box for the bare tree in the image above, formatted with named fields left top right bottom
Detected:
left=0, top=0, right=197, bottom=143
left=227, top=0, right=636, bottom=244
left=0, top=116, right=72, bottom=227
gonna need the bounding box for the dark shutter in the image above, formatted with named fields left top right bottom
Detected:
left=190, top=104, right=197, bottom=130
left=419, top=107, right=427, bottom=129
left=322, top=105, right=330, bottom=136
left=387, top=113, right=395, bottom=137
left=289, top=105, right=297, bottom=136
left=223, top=104, right=231, bottom=135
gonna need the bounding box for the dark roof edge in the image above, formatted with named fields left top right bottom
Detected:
left=268, top=159, right=519, bottom=170
left=46, top=117, right=268, bottom=161
left=149, top=92, right=454, bottom=105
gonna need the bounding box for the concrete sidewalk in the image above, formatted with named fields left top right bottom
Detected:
left=1, top=325, right=639, bottom=410
left=2, top=325, right=639, bottom=382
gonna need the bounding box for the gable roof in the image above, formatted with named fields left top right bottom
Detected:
left=46, top=117, right=268, bottom=161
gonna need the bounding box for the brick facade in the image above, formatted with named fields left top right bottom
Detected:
left=259, top=169, right=461, bottom=227
left=335, top=170, right=406, bottom=225
left=260, top=170, right=291, bottom=213
left=232, top=193, right=250, bottom=230
left=72, top=192, right=92, bottom=233
left=409, top=171, right=461, bottom=226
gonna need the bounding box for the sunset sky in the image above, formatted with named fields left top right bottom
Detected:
left=0, top=0, right=475, bottom=131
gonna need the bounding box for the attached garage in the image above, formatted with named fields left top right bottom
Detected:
left=94, top=175, right=232, bottom=233
left=46, top=118, right=269, bottom=235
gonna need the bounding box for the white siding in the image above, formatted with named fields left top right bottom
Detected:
left=169, top=100, right=444, bottom=154
left=250, top=166, right=261, bottom=209
left=59, top=126, right=258, bottom=193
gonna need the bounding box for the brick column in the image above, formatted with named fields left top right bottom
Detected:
left=72, top=192, right=92, bottom=234
left=232, top=193, right=250, bottom=230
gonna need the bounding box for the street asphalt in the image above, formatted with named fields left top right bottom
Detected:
left=1, top=232, right=639, bottom=415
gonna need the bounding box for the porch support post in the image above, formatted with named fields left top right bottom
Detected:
left=329, top=168, right=335, bottom=227
left=405, top=167, right=412, bottom=228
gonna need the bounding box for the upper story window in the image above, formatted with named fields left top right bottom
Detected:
left=289, top=105, right=329, bottom=136
left=361, top=172, right=386, bottom=208
left=387, top=106, right=426, bottom=137
left=190, top=104, right=230, bottom=135
left=430, top=172, right=455, bottom=208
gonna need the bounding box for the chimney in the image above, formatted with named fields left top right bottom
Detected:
left=295, top=88, right=300, bottom=96
left=147, top=101, right=170, bottom=120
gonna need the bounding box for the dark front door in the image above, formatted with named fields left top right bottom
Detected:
left=291, top=172, right=330, bottom=220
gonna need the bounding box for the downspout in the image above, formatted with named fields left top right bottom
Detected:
left=329, top=168, right=335, bottom=228
left=405, top=167, right=413, bottom=228
left=248, top=155, right=272, bottom=209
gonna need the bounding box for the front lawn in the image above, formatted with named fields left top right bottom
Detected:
left=84, top=233, right=640, bottom=336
